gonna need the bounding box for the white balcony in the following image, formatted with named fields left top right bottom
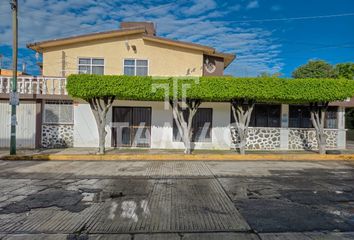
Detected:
left=0, top=76, right=67, bottom=95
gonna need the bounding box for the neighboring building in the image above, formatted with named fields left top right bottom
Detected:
left=0, top=22, right=348, bottom=150
left=0, top=68, right=29, bottom=76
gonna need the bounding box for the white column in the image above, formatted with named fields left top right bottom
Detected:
left=36, top=77, right=41, bottom=94
left=51, top=78, right=55, bottom=95
left=42, top=78, right=47, bottom=94
left=337, top=106, right=346, bottom=149
left=280, top=104, right=289, bottom=150
left=64, top=78, right=68, bottom=95
left=21, top=78, right=25, bottom=93
left=28, top=78, right=33, bottom=94
left=0, top=77, right=3, bottom=93
left=58, top=78, right=62, bottom=95
left=6, top=77, right=10, bottom=93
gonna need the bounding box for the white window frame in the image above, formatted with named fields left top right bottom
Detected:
left=43, top=100, right=74, bottom=125
left=78, top=57, right=105, bottom=75
left=123, top=58, right=149, bottom=76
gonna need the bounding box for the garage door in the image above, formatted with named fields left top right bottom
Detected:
left=0, top=100, right=36, bottom=148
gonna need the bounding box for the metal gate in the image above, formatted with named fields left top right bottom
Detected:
left=0, top=100, right=36, bottom=148
left=111, top=107, right=151, bottom=148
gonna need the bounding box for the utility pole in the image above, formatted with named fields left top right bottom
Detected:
left=10, top=0, right=18, bottom=155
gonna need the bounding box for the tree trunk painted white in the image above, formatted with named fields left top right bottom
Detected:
left=88, top=96, right=115, bottom=155
left=310, top=102, right=328, bottom=155
left=231, top=100, right=255, bottom=155
left=170, top=99, right=201, bottom=154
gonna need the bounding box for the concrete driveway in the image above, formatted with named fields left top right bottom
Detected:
left=0, top=160, right=353, bottom=239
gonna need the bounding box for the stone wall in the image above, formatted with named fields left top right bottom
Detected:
left=231, top=127, right=281, bottom=150
left=288, top=128, right=337, bottom=150
left=231, top=127, right=339, bottom=150
left=42, top=124, right=74, bottom=148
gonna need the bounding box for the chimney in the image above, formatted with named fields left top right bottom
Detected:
left=120, top=22, right=156, bottom=36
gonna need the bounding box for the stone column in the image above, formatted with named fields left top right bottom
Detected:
left=280, top=104, right=289, bottom=150
left=337, top=106, right=346, bottom=149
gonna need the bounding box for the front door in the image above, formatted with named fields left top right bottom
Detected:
left=112, top=107, right=151, bottom=148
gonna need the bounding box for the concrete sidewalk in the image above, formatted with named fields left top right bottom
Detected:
left=2, top=147, right=354, bottom=161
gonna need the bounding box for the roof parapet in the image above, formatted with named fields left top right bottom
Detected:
left=120, top=22, right=156, bottom=36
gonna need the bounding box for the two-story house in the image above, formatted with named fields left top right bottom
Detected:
left=0, top=22, right=347, bottom=151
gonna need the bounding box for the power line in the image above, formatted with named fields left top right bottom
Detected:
left=223, top=12, right=354, bottom=23
left=0, top=1, right=180, bottom=43
left=279, top=40, right=354, bottom=48
left=278, top=41, right=354, bottom=52
left=39, top=2, right=179, bottom=39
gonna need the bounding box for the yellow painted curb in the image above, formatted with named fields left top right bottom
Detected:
left=2, top=154, right=354, bottom=161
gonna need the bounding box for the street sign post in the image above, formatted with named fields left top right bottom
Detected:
left=10, top=0, right=18, bottom=155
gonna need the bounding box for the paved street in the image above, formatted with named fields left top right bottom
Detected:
left=0, top=160, right=353, bottom=239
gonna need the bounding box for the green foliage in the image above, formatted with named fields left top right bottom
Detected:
left=281, top=78, right=354, bottom=103
left=66, top=74, right=166, bottom=101
left=196, top=77, right=284, bottom=102
left=257, top=72, right=281, bottom=78
left=67, top=74, right=354, bottom=104
left=335, top=63, right=354, bottom=80
left=292, top=60, right=337, bottom=79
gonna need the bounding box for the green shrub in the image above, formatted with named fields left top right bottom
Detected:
left=67, top=74, right=354, bottom=103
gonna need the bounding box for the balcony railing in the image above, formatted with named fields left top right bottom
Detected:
left=0, top=76, right=67, bottom=95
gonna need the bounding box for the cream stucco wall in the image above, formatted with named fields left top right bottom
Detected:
left=42, top=34, right=204, bottom=77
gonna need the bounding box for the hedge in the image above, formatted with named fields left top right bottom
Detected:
left=67, top=74, right=354, bottom=103
left=66, top=74, right=163, bottom=100
left=281, top=78, right=354, bottom=103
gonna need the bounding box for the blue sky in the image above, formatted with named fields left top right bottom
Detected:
left=0, top=0, right=353, bottom=77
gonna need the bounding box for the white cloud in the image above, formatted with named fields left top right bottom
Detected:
left=183, top=0, right=217, bottom=16
left=246, top=0, right=259, bottom=10
left=0, top=0, right=282, bottom=76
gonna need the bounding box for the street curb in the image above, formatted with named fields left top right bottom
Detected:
left=2, top=154, right=354, bottom=161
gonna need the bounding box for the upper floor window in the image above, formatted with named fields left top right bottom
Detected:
left=124, top=59, right=148, bottom=76
left=78, top=58, right=104, bottom=75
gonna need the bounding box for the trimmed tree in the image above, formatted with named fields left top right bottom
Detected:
left=67, top=75, right=354, bottom=155
left=167, top=78, right=204, bottom=154
left=230, top=99, right=255, bottom=154
left=67, top=75, right=204, bottom=154
left=88, top=96, right=115, bottom=154
left=282, top=78, right=354, bottom=154
left=67, top=74, right=162, bottom=154
left=67, top=74, right=115, bottom=154
left=201, top=77, right=354, bottom=154
left=309, top=102, right=328, bottom=154
left=198, top=77, right=284, bottom=154
left=170, top=99, right=201, bottom=154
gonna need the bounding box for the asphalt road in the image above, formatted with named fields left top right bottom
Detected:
left=0, top=160, right=353, bottom=239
